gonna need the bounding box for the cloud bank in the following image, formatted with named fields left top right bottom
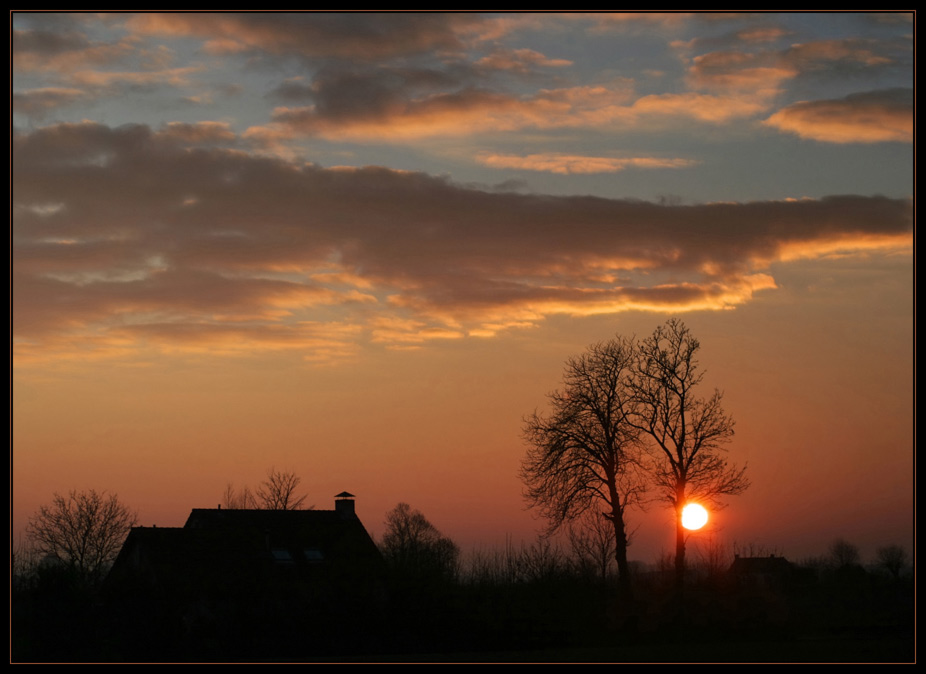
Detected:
left=13, top=122, right=912, bottom=363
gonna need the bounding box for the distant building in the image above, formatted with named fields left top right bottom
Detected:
left=728, top=553, right=794, bottom=589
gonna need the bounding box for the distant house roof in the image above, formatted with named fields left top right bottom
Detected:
left=729, top=554, right=793, bottom=575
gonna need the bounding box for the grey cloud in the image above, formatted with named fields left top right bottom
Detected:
left=267, top=62, right=490, bottom=129
left=13, top=122, right=912, bottom=349
left=12, top=26, right=90, bottom=56
left=131, top=12, right=482, bottom=61
left=13, top=88, right=88, bottom=120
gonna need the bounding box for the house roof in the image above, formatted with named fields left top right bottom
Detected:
left=106, top=501, right=384, bottom=597
left=183, top=507, right=380, bottom=562
left=729, top=554, right=794, bottom=575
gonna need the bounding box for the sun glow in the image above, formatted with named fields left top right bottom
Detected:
left=681, top=503, right=709, bottom=530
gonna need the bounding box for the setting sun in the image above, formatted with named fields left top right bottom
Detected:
left=681, top=503, right=709, bottom=531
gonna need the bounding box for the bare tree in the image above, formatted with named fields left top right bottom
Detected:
left=828, top=537, right=861, bottom=569
left=380, top=502, right=460, bottom=582
left=567, top=509, right=617, bottom=584
left=631, top=318, right=749, bottom=593
left=255, top=468, right=309, bottom=510
left=26, top=489, right=137, bottom=581
left=876, top=544, right=908, bottom=579
left=521, top=336, right=645, bottom=601
left=222, top=482, right=258, bottom=509
left=222, top=468, right=309, bottom=510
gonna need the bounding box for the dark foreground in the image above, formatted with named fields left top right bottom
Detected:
left=329, top=636, right=913, bottom=664
left=13, top=563, right=914, bottom=663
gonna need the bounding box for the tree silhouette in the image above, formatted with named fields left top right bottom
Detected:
left=521, top=336, right=645, bottom=601
left=567, top=509, right=618, bottom=585
left=222, top=482, right=258, bottom=509
left=222, top=468, right=309, bottom=510
left=26, top=489, right=137, bottom=582
left=828, top=537, right=861, bottom=569
left=380, top=502, right=460, bottom=583
left=876, top=544, right=908, bottom=579
left=631, top=318, right=749, bottom=594
left=256, top=468, right=309, bottom=510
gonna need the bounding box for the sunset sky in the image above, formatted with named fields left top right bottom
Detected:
left=12, top=12, right=914, bottom=565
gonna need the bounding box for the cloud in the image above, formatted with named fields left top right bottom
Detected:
left=13, top=87, right=88, bottom=120
left=475, top=152, right=698, bottom=174
left=13, top=122, right=912, bottom=362
left=474, top=47, right=572, bottom=74
left=630, top=91, right=769, bottom=122
left=680, top=34, right=907, bottom=102
left=687, top=50, right=798, bottom=96
left=12, top=25, right=136, bottom=72
left=125, top=12, right=481, bottom=61
left=248, top=80, right=772, bottom=144
left=764, top=88, right=912, bottom=143
left=249, top=83, right=635, bottom=142
left=157, top=121, right=238, bottom=146
left=66, top=65, right=202, bottom=89
left=784, top=38, right=896, bottom=70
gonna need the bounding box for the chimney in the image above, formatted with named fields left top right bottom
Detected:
left=334, top=491, right=356, bottom=519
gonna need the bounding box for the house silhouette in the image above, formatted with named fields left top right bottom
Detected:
left=104, top=492, right=386, bottom=656
left=728, top=553, right=794, bottom=589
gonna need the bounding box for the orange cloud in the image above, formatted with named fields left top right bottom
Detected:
left=680, top=35, right=904, bottom=105
left=475, top=48, right=572, bottom=73
left=688, top=50, right=797, bottom=96
left=631, top=92, right=768, bottom=122
left=764, top=89, right=912, bottom=143
left=475, top=152, right=697, bottom=175
left=68, top=65, right=201, bottom=89
left=249, top=81, right=772, bottom=145
left=786, top=39, right=894, bottom=68
left=248, top=83, right=634, bottom=141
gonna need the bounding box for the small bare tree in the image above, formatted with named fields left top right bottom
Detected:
left=222, top=468, right=309, bottom=510
left=26, top=489, right=137, bottom=581
left=828, top=538, right=861, bottom=569
left=876, top=544, right=908, bottom=579
left=568, top=509, right=617, bottom=584
left=256, top=468, right=309, bottom=510
left=222, top=482, right=258, bottom=509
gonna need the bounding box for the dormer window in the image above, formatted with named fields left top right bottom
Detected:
left=271, top=548, right=295, bottom=565
left=304, top=547, right=324, bottom=563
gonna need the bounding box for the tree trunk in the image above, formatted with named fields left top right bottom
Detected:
left=610, top=505, right=633, bottom=602
left=674, top=482, right=687, bottom=598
